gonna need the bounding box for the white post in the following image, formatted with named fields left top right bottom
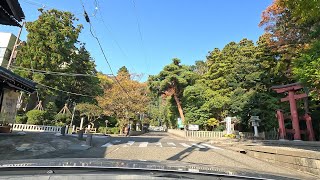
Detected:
left=225, top=117, right=232, bottom=135
left=80, top=117, right=84, bottom=130
left=65, top=125, right=69, bottom=134
left=72, top=125, right=75, bottom=133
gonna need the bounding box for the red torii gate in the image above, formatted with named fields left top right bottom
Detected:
left=272, top=83, right=315, bottom=141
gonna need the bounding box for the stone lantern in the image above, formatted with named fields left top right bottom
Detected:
left=250, top=116, right=261, bottom=137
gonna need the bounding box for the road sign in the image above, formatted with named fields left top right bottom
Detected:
left=188, top=124, right=199, bottom=131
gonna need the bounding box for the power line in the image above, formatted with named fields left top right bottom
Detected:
left=95, top=5, right=137, bottom=74
left=37, top=82, right=96, bottom=98
left=79, top=0, right=134, bottom=102
left=21, top=0, right=83, bottom=16
left=11, top=66, right=112, bottom=77
left=131, top=0, right=150, bottom=76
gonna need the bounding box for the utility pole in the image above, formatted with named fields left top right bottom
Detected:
left=7, top=22, right=25, bottom=69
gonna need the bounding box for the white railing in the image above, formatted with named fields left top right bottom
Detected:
left=12, top=124, right=62, bottom=133
left=149, top=126, right=166, bottom=132
left=168, top=129, right=276, bottom=140
left=186, top=131, right=225, bottom=138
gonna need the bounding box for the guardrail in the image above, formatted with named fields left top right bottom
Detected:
left=12, top=124, right=62, bottom=133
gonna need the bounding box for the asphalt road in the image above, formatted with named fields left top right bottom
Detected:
left=1, top=131, right=317, bottom=179
left=80, top=132, right=316, bottom=179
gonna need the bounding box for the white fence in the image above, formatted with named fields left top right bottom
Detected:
left=168, top=129, right=278, bottom=140
left=186, top=130, right=225, bottom=138
left=149, top=126, right=166, bottom=132
left=12, top=124, right=62, bottom=133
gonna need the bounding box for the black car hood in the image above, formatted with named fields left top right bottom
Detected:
left=0, top=158, right=303, bottom=180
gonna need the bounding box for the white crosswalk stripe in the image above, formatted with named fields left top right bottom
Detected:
left=180, top=143, right=191, bottom=148
left=191, top=143, right=206, bottom=148
left=167, top=142, right=176, bottom=146
left=101, top=141, right=220, bottom=149
left=127, top=141, right=135, bottom=146
left=101, top=143, right=113, bottom=147
left=139, top=142, right=148, bottom=147
left=202, top=143, right=222, bottom=150
left=123, top=141, right=135, bottom=147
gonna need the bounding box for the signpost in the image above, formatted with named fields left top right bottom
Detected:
left=188, top=124, right=199, bottom=131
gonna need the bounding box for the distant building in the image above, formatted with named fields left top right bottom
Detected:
left=0, top=32, right=19, bottom=68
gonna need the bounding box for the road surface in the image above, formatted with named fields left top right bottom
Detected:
left=2, top=131, right=317, bottom=179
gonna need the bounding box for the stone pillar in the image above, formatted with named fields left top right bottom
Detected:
left=225, top=117, right=232, bottom=135
left=304, top=114, right=315, bottom=141
left=288, top=91, right=301, bottom=140
left=276, top=110, right=286, bottom=140
left=253, top=126, right=259, bottom=137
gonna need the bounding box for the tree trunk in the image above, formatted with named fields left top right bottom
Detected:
left=173, top=93, right=185, bottom=125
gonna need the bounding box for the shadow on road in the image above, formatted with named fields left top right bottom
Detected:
left=166, top=142, right=210, bottom=161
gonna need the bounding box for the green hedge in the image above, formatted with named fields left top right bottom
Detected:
left=26, top=110, right=47, bottom=125
left=98, top=127, right=119, bottom=134
left=15, top=115, right=28, bottom=124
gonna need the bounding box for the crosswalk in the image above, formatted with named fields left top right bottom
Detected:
left=101, top=140, right=222, bottom=150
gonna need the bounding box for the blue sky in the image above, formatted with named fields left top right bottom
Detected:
left=0, top=0, right=272, bottom=81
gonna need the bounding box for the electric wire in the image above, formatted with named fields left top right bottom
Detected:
left=79, top=0, right=134, bottom=102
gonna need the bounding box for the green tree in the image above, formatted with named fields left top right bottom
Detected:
left=98, top=68, right=150, bottom=131
left=148, top=58, right=197, bottom=125
left=15, top=9, right=82, bottom=95
left=76, top=103, right=103, bottom=127
left=117, top=66, right=130, bottom=78
left=293, top=41, right=320, bottom=100
left=26, top=110, right=47, bottom=125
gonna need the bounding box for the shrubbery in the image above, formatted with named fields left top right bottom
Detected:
left=26, top=110, right=47, bottom=125
left=15, top=115, right=28, bottom=124
left=98, top=127, right=120, bottom=134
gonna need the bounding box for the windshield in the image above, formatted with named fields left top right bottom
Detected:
left=0, top=0, right=319, bottom=179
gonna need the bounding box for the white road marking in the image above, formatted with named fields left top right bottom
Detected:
left=155, top=142, right=162, bottom=147
left=202, top=143, right=222, bottom=150
left=179, top=143, right=191, bottom=148
left=192, top=143, right=206, bottom=148
left=112, top=140, right=121, bottom=143
left=127, top=141, right=135, bottom=145
left=139, top=142, right=148, bottom=147
left=123, top=141, right=135, bottom=147
left=167, top=142, right=176, bottom=146
left=101, top=143, right=113, bottom=147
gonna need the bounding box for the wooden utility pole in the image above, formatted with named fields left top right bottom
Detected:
left=7, top=22, right=25, bottom=69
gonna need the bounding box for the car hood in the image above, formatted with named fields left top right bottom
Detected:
left=0, top=158, right=302, bottom=179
